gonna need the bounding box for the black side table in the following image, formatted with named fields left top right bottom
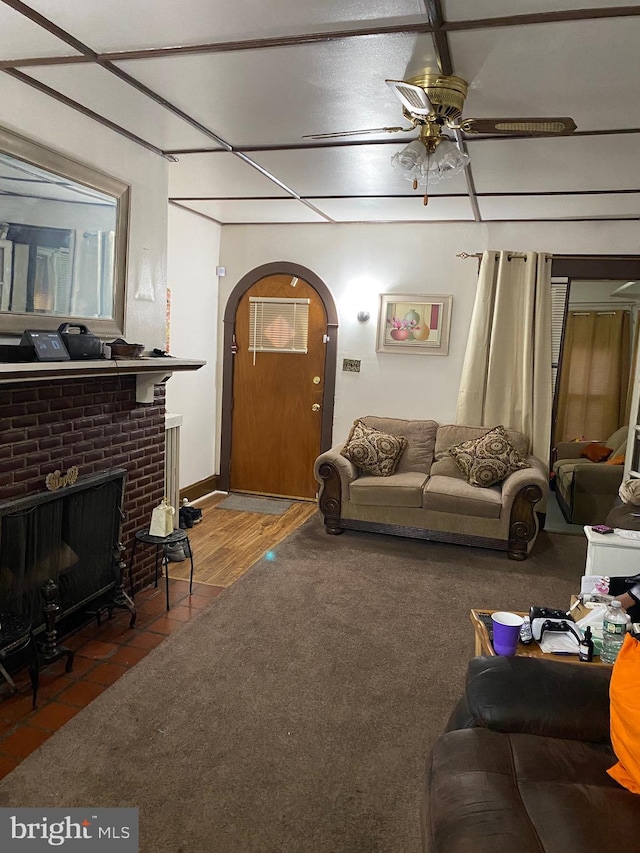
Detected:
left=129, top=528, right=194, bottom=611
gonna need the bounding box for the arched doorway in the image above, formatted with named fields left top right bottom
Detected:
left=219, top=262, right=338, bottom=499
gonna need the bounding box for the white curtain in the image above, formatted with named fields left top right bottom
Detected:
left=456, top=250, right=553, bottom=466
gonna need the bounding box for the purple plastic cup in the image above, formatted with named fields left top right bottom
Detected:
left=491, top=611, right=524, bottom=656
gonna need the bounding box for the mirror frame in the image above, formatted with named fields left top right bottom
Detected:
left=0, top=125, right=130, bottom=338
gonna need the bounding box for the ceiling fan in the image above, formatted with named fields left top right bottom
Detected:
left=303, top=73, right=577, bottom=204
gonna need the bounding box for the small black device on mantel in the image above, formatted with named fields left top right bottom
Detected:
left=57, top=323, right=106, bottom=360
left=20, top=330, right=70, bottom=361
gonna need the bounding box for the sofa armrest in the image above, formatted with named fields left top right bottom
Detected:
left=457, top=655, right=612, bottom=744
left=313, top=445, right=358, bottom=503
left=572, top=462, right=625, bottom=493
left=500, top=459, right=547, bottom=514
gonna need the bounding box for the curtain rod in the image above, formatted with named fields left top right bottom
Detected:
left=456, top=251, right=552, bottom=260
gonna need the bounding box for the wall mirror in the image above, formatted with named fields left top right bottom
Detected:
left=0, top=126, right=129, bottom=338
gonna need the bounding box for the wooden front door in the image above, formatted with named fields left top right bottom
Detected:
left=230, top=274, right=327, bottom=499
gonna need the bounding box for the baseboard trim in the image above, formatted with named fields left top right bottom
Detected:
left=180, top=476, right=218, bottom=503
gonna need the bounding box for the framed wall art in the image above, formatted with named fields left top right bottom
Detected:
left=376, top=293, right=452, bottom=355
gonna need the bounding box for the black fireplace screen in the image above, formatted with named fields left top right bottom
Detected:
left=0, top=470, right=126, bottom=630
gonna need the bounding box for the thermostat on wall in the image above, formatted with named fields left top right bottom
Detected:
left=20, top=330, right=70, bottom=361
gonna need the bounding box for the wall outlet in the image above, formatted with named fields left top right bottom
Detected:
left=343, top=359, right=361, bottom=373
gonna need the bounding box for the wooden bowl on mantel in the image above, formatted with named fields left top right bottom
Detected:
left=109, top=341, right=145, bottom=360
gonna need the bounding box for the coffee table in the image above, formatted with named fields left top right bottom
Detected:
left=470, top=607, right=610, bottom=667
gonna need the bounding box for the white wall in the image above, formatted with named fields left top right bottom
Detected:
left=219, top=220, right=640, bottom=454
left=165, top=204, right=221, bottom=488
left=0, top=72, right=168, bottom=348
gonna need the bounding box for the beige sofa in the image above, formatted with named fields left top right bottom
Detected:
left=313, top=416, right=548, bottom=560
left=552, top=425, right=628, bottom=525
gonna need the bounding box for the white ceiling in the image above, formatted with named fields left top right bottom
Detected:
left=1, top=0, right=639, bottom=225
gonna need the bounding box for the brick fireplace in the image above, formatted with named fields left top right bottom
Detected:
left=0, top=374, right=166, bottom=594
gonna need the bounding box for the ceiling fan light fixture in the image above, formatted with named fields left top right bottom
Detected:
left=391, top=139, right=427, bottom=181
left=392, top=136, right=469, bottom=187
left=432, top=138, right=470, bottom=179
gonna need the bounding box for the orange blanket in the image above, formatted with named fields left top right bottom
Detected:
left=608, top=632, right=640, bottom=794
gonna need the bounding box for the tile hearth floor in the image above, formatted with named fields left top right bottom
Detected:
left=0, top=579, right=224, bottom=781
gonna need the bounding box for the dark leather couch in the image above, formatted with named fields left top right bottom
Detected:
left=422, top=656, right=640, bottom=853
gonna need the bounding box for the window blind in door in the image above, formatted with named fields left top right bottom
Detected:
left=248, top=297, right=310, bottom=354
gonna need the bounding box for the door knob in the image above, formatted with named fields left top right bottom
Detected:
left=312, top=403, right=321, bottom=412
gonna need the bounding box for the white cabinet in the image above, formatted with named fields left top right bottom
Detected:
left=584, top=525, right=640, bottom=577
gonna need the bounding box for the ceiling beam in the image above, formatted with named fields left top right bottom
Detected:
left=0, top=55, right=87, bottom=69
left=444, top=6, right=640, bottom=31
left=163, top=215, right=640, bottom=226
left=169, top=194, right=471, bottom=201
left=0, top=21, right=434, bottom=69
left=98, top=22, right=433, bottom=62
left=423, top=0, right=452, bottom=76
left=168, top=189, right=640, bottom=199
left=169, top=200, right=222, bottom=226
left=422, top=3, right=480, bottom=217
left=453, top=128, right=480, bottom=221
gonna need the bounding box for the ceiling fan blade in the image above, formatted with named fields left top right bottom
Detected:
left=385, top=80, right=434, bottom=117
left=302, top=126, right=413, bottom=140
left=461, top=117, right=577, bottom=136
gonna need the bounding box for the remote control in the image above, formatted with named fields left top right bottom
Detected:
left=519, top=617, right=533, bottom=645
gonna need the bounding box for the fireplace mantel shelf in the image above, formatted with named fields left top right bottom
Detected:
left=0, top=357, right=205, bottom=403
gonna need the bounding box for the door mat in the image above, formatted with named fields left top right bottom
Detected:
left=216, top=494, right=293, bottom=515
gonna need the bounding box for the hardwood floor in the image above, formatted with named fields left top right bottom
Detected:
left=167, top=493, right=318, bottom=587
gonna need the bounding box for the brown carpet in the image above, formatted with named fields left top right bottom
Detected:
left=0, top=519, right=587, bottom=853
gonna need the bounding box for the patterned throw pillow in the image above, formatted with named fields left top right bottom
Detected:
left=449, top=425, right=529, bottom=488
left=341, top=420, right=407, bottom=477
